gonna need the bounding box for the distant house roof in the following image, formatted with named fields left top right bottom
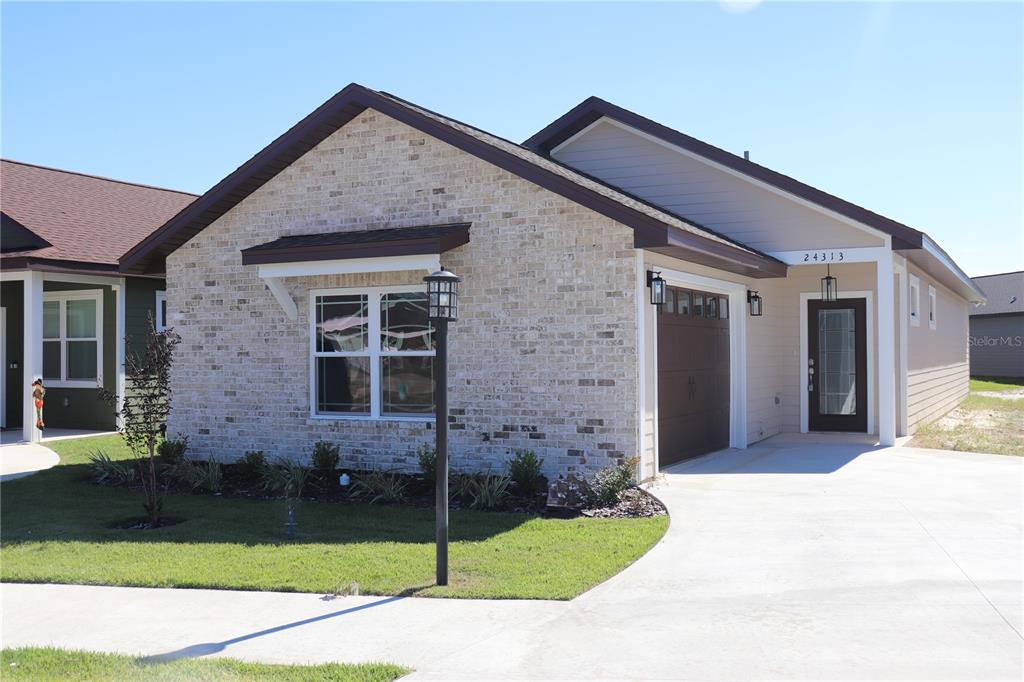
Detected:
left=971, top=271, right=1023, bottom=316
left=121, top=83, right=787, bottom=279
left=1, top=159, right=196, bottom=275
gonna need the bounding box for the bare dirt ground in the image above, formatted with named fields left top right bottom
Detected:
left=910, top=391, right=1024, bottom=456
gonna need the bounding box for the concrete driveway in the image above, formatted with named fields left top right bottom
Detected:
left=3, top=436, right=1022, bottom=680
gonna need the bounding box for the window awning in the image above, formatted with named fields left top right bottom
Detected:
left=240, top=223, right=470, bottom=266
left=240, top=223, right=470, bottom=322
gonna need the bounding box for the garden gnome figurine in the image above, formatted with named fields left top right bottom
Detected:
left=31, top=378, right=45, bottom=431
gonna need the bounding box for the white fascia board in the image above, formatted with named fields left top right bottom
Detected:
left=769, top=246, right=890, bottom=266
left=256, top=254, right=441, bottom=279
left=921, top=234, right=986, bottom=303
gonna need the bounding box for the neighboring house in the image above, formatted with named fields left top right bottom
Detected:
left=1, top=159, right=196, bottom=441
left=122, top=84, right=984, bottom=478
left=969, top=271, right=1024, bottom=378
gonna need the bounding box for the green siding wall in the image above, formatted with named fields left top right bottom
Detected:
left=0, top=276, right=164, bottom=432
left=1, top=281, right=24, bottom=429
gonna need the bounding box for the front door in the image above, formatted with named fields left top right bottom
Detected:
left=807, top=298, right=867, bottom=432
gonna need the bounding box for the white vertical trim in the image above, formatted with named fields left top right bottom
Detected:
left=652, top=264, right=748, bottom=450
left=635, top=252, right=647, bottom=476
left=154, top=290, right=168, bottom=331
left=894, top=255, right=909, bottom=437
left=23, top=271, right=43, bottom=443
left=877, top=254, right=896, bottom=446
left=114, top=279, right=126, bottom=429
left=800, top=289, right=876, bottom=436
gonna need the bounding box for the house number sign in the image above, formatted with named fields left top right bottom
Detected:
left=802, top=251, right=845, bottom=263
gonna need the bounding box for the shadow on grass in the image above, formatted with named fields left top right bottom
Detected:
left=140, top=588, right=428, bottom=664
left=1, top=462, right=530, bottom=546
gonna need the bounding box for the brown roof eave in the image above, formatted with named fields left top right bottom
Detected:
left=0, top=256, right=153, bottom=278
left=122, top=84, right=783, bottom=279
left=638, top=225, right=788, bottom=279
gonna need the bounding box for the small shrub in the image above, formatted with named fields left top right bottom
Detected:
left=157, top=436, right=188, bottom=465
left=585, top=457, right=639, bottom=508
left=262, top=459, right=311, bottom=539
left=507, top=450, right=546, bottom=496
left=417, top=444, right=436, bottom=488
left=466, top=475, right=512, bottom=510
left=168, top=457, right=221, bottom=493
left=312, top=441, right=340, bottom=471
left=87, top=450, right=137, bottom=486
left=350, top=471, right=409, bottom=504
left=448, top=473, right=476, bottom=502
left=237, top=450, right=267, bottom=481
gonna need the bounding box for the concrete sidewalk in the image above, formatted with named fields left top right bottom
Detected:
left=2, top=439, right=1022, bottom=680
left=0, top=441, right=59, bottom=481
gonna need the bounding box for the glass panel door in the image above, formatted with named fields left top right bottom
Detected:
left=817, top=309, right=857, bottom=415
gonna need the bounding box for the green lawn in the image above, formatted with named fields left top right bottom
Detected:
left=969, top=376, right=1024, bottom=393
left=0, top=648, right=408, bottom=681
left=0, top=436, right=667, bottom=599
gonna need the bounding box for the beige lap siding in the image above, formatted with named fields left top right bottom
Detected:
left=906, top=264, right=970, bottom=434
left=165, top=109, right=638, bottom=475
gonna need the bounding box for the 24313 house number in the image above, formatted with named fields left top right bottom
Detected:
left=803, top=251, right=845, bottom=262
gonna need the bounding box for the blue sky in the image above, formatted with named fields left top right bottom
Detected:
left=2, top=1, right=1020, bottom=276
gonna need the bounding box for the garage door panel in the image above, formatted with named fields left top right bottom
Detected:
left=658, top=287, right=730, bottom=468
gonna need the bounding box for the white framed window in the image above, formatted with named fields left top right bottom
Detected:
left=928, top=285, right=937, bottom=330
left=310, top=285, right=435, bottom=420
left=42, top=290, right=103, bottom=388
left=155, top=291, right=167, bottom=332
left=909, top=275, right=921, bottom=327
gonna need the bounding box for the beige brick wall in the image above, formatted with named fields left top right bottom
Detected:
left=165, top=109, right=639, bottom=475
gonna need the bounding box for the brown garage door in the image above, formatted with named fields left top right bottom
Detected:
left=657, top=286, right=730, bottom=467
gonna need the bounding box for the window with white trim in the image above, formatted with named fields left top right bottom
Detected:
left=155, top=291, right=167, bottom=332
left=42, top=290, right=103, bottom=388
left=311, top=286, right=434, bottom=419
left=909, top=275, right=921, bottom=327
left=928, top=285, right=937, bottom=329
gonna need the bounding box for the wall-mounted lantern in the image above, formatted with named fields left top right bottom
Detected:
left=821, top=264, right=838, bottom=302
left=647, top=270, right=666, bottom=306
left=747, top=290, right=763, bottom=317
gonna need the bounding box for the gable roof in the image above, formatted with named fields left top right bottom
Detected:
left=120, top=84, right=786, bottom=278
left=1, top=159, right=197, bottom=274
left=523, top=96, right=926, bottom=251
left=971, top=271, right=1023, bottom=316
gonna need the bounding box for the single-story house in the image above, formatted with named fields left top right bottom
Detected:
left=1, top=159, right=196, bottom=442
left=969, top=271, right=1023, bottom=378
left=121, top=84, right=985, bottom=478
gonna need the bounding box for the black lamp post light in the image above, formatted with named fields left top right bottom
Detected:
left=747, top=290, right=763, bottom=317
left=647, top=270, right=666, bottom=306
left=821, top=264, right=838, bottom=302
left=424, top=266, right=461, bottom=586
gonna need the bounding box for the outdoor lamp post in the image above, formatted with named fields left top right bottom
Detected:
left=424, top=266, right=461, bottom=586
left=821, top=264, right=838, bottom=302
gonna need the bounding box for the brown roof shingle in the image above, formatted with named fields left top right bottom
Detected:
left=1, top=159, right=196, bottom=270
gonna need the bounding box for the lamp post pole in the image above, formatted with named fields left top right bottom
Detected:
left=434, top=316, right=449, bottom=586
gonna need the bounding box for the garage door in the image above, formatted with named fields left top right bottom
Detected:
left=657, top=286, right=730, bottom=467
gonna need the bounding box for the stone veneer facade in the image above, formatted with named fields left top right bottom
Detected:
left=166, top=109, right=639, bottom=475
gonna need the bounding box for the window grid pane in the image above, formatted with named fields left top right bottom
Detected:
left=316, top=356, right=370, bottom=414
left=43, top=301, right=60, bottom=339
left=43, top=341, right=61, bottom=380
left=67, top=340, right=99, bottom=380
left=381, top=356, right=434, bottom=415
left=316, top=295, right=368, bottom=353
left=381, top=292, right=433, bottom=351
left=66, top=299, right=97, bottom=338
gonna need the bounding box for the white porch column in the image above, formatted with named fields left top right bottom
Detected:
left=876, top=253, right=896, bottom=446
left=22, top=271, right=43, bottom=443
left=113, top=279, right=126, bottom=428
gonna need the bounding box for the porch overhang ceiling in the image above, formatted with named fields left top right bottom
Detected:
left=637, top=224, right=788, bottom=279
left=240, top=223, right=470, bottom=320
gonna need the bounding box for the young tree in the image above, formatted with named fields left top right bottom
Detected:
left=103, top=312, right=180, bottom=527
